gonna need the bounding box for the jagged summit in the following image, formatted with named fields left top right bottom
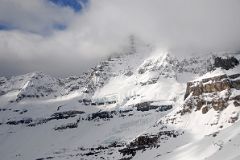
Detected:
left=0, top=71, right=62, bottom=102
left=15, top=71, right=63, bottom=102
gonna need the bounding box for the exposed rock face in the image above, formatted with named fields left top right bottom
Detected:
left=7, top=118, right=33, bottom=125
left=182, top=73, right=240, bottom=115
left=184, top=74, right=240, bottom=100
left=184, top=74, right=232, bottom=99
left=54, top=122, right=78, bottom=131
left=0, top=90, right=5, bottom=96
left=202, top=106, right=209, bottom=114
left=228, top=112, right=239, bottom=123
left=119, top=130, right=181, bottom=157
left=50, top=110, right=85, bottom=120
left=133, top=101, right=172, bottom=112
left=214, top=56, right=239, bottom=70
left=234, top=101, right=240, bottom=107
left=24, top=110, right=85, bottom=127
left=88, top=111, right=115, bottom=120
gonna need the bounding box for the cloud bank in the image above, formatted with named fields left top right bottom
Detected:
left=0, top=0, right=240, bottom=76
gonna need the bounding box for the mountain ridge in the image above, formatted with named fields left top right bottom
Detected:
left=0, top=46, right=240, bottom=160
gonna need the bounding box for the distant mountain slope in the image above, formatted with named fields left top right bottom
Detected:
left=0, top=38, right=240, bottom=160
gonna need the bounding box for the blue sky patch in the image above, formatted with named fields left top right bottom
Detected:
left=0, top=0, right=89, bottom=33
left=0, top=23, right=13, bottom=30
left=49, top=0, right=88, bottom=12
left=53, top=23, right=67, bottom=30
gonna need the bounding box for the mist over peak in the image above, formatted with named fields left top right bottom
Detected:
left=0, top=0, right=240, bottom=76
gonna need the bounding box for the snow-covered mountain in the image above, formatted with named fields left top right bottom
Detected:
left=0, top=37, right=240, bottom=160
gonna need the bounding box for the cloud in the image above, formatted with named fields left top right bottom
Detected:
left=0, top=0, right=240, bottom=76
left=0, top=0, right=75, bottom=33
left=84, top=0, right=240, bottom=54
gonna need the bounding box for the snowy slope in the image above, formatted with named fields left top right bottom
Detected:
left=0, top=39, right=240, bottom=160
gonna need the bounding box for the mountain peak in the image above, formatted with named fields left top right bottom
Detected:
left=0, top=51, right=240, bottom=160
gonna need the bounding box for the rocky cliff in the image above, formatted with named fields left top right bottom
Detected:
left=182, top=73, right=240, bottom=115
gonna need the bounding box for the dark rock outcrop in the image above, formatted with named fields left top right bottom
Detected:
left=214, top=56, right=239, bottom=70
left=182, top=73, right=240, bottom=115
left=7, top=118, right=33, bottom=125
left=184, top=74, right=237, bottom=99
left=26, top=110, right=84, bottom=127
left=49, top=110, right=85, bottom=120
left=87, top=111, right=116, bottom=120
left=54, top=122, right=78, bottom=130
left=0, top=90, right=5, bottom=96
left=228, top=113, right=239, bottom=123
left=134, top=101, right=172, bottom=112
left=119, top=130, right=181, bottom=157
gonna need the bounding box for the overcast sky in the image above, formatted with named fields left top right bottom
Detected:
left=0, top=0, right=240, bottom=77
